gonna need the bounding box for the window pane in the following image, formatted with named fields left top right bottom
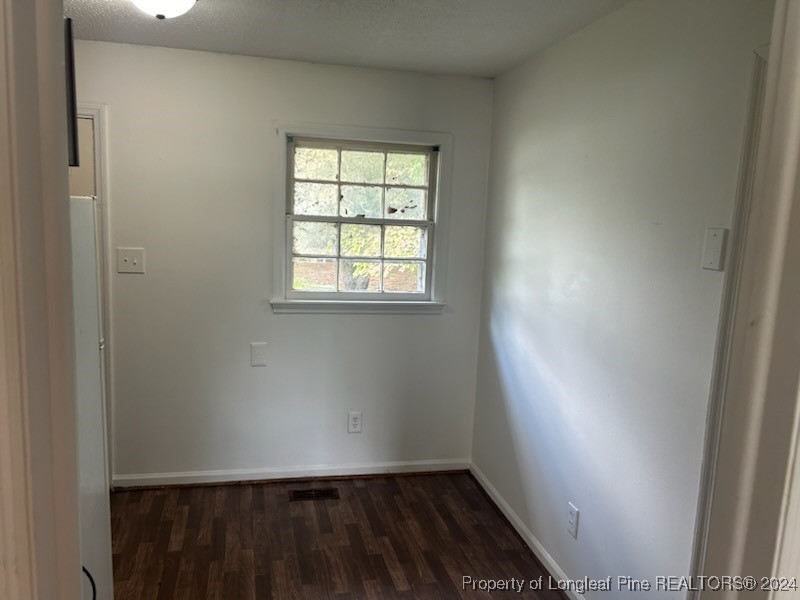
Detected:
left=293, top=182, right=338, bottom=216
left=385, top=188, right=426, bottom=220
left=384, top=226, right=427, bottom=259
left=294, top=147, right=338, bottom=181
left=338, top=260, right=381, bottom=292
left=386, top=153, right=427, bottom=186
left=340, top=185, right=382, bottom=218
left=340, top=223, right=381, bottom=258
left=292, top=258, right=336, bottom=291
left=292, top=221, right=338, bottom=256
left=341, top=150, right=383, bottom=184
left=384, top=261, right=425, bottom=293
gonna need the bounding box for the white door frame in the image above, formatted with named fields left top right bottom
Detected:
left=771, top=402, right=800, bottom=599
left=688, top=49, right=769, bottom=592
left=697, top=0, right=800, bottom=594
left=76, top=103, right=114, bottom=484
left=0, top=0, right=82, bottom=597
left=0, top=0, right=36, bottom=593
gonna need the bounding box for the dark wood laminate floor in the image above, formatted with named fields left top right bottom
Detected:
left=111, top=472, right=568, bottom=599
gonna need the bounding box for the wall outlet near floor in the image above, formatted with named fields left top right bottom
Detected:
left=250, top=342, right=268, bottom=367
left=348, top=411, right=362, bottom=433
left=567, top=501, right=580, bottom=539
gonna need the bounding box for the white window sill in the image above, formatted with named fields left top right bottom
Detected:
left=270, top=299, right=446, bottom=315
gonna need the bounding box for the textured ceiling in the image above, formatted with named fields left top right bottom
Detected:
left=64, top=0, right=632, bottom=77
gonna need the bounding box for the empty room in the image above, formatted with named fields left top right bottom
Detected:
left=5, top=0, right=800, bottom=599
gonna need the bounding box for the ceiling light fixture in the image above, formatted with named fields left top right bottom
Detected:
left=130, top=0, right=197, bottom=20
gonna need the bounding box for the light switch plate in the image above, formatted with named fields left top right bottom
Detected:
left=250, top=342, right=267, bottom=367
left=116, top=247, right=145, bottom=274
left=702, top=228, right=728, bottom=271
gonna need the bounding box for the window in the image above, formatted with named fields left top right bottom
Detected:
left=272, top=128, right=449, bottom=314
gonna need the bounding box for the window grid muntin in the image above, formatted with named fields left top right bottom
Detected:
left=287, top=217, right=432, bottom=294
left=287, top=137, right=437, bottom=298
left=289, top=138, right=435, bottom=222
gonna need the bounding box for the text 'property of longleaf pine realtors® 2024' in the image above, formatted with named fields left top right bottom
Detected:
left=461, top=575, right=798, bottom=595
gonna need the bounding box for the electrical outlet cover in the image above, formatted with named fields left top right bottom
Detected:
left=348, top=411, right=362, bottom=433
left=250, top=342, right=267, bottom=367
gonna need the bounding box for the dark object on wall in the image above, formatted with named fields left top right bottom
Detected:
left=65, top=18, right=79, bottom=167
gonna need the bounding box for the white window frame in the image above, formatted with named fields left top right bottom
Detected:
left=270, top=123, right=452, bottom=314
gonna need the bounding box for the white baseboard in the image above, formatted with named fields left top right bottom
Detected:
left=469, top=464, right=585, bottom=600
left=113, top=458, right=470, bottom=488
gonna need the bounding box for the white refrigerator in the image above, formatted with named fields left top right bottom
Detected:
left=71, top=195, right=114, bottom=599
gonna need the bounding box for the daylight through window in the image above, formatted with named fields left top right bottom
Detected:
left=286, top=137, right=439, bottom=299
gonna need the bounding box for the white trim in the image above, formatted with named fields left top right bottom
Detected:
left=75, top=103, right=114, bottom=489
left=1, top=0, right=82, bottom=596
left=687, top=50, right=768, bottom=594
left=771, top=392, right=800, bottom=600
left=469, top=464, right=584, bottom=600
left=270, top=299, right=446, bottom=314
left=113, top=458, right=470, bottom=488
left=271, top=122, right=453, bottom=313
left=700, top=0, right=800, bottom=586
left=0, top=0, right=36, bottom=595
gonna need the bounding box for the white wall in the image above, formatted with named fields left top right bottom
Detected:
left=74, top=41, right=493, bottom=484
left=472, top=0, right=773, bottom=597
